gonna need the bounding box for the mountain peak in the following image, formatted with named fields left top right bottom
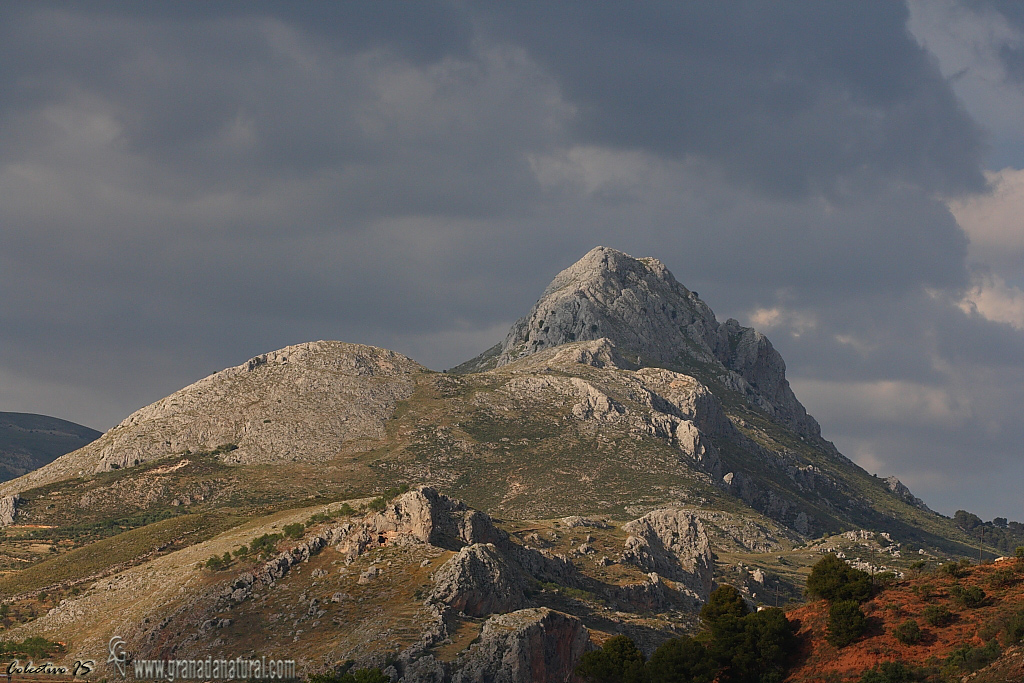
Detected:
left=472, top=247, right=820, bottom=437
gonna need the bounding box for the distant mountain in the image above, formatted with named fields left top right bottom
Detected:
left=0, top=248, right=992, bottom=680
left=0, top=411, right=100, bottom=483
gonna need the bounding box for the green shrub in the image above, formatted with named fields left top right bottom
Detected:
left=647, top=636, right=715, bottom=683
left=807, top=555, right=872, bottom=603
left=306, top=511, right=334, bottom=528
left=911, top=582, right=934, bottom=601
left=232, top=545, right=249, bottom=558
left=381, top=484, right=410, bottom=500
left=336, top=503, right=355, bottom=516
left=827, top=600, right=867, bottom=648
left=575, top=635, right=647, bottom=683
left=892, top=619, right=921, bottom=645
left=250, top=532, right=283, bottom=558
left=939, top=560, right=970, bottom=579
left=1015, top=546, right=1024, bottom=559
left=922, top=604, right=955, bottom=627
left=858, top=661, right=915, bottom=683
left=1002, top=610, right=1024, bottom=645
left=943, top=640, right=1000, bottom=674
left=283, top=523, right=305, bottom=540
left=978, top=620, right=1000, bottom=641
left=949, top=584, right=986, bottom=608
left=367, top=497, right=387, bottom=512
left=205, top=555, right=227, bottom=571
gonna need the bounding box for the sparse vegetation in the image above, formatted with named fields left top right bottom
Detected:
left=205, top=554, right=229, bottom=571
left=1001, top=609, right=1024, bottom=645
left=0, top=637, right=65, bottom=658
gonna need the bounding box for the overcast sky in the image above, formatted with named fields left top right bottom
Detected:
left=2, top=1, right=1023, bottom=521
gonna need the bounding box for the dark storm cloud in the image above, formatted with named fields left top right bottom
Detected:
left=482, top=1, right=987, bottom=197
left=1, top=1, right=1022, bottom=519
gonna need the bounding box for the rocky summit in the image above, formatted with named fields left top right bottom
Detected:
left=0, top=247, right=991, bottom=681
left=462, top=246, right=819, bottom=437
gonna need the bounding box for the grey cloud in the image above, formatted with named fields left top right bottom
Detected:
left=483, top=1, right=987, bottom=197
left=1, top=2, right=1022, bottom=521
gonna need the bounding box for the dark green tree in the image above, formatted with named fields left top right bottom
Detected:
left=806, top=554, right=871, bottom=603
left=827, top=600, right=867, bottom=648
left=700, top=584, right=750, bottom=667
left=726, top=608, right=798, bottom=683
left=576, top=635, right=648, bottom=683
left=647, top=636, right=715, bottom=683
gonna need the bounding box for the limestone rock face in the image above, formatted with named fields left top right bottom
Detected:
left=338, top=486, right=505, bottom=559
left=0, top=341, right=425, bottom=495
left=449, top=608, right=591, bottom=683
left=885, top=476, right=931, bottom=511
left=491, top=246, right=819, bottom=437
left=622, top=508, right=715, bottom=601
left=0, top=493, right=19, bottom=526
left=429, top=543, right=529, bottom=617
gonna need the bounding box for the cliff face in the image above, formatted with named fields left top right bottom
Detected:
left=482, top=247, right=819, bottom=437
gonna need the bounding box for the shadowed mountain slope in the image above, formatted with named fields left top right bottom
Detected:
left=0, top=412, right=100, bottom=483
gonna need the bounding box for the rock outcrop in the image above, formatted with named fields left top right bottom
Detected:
left=338, top=486, right=504, bottom=560
left=450, top=608, right=591, bottom=683
left=0, top=493, right=19, bottom=526
left=621, top=508, right=715, bottom=601
left=428, top=543, right=529, bottom=617
left=885, top=476, right=931, bottom=511
left=485, top=246, right=819, bottom=437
